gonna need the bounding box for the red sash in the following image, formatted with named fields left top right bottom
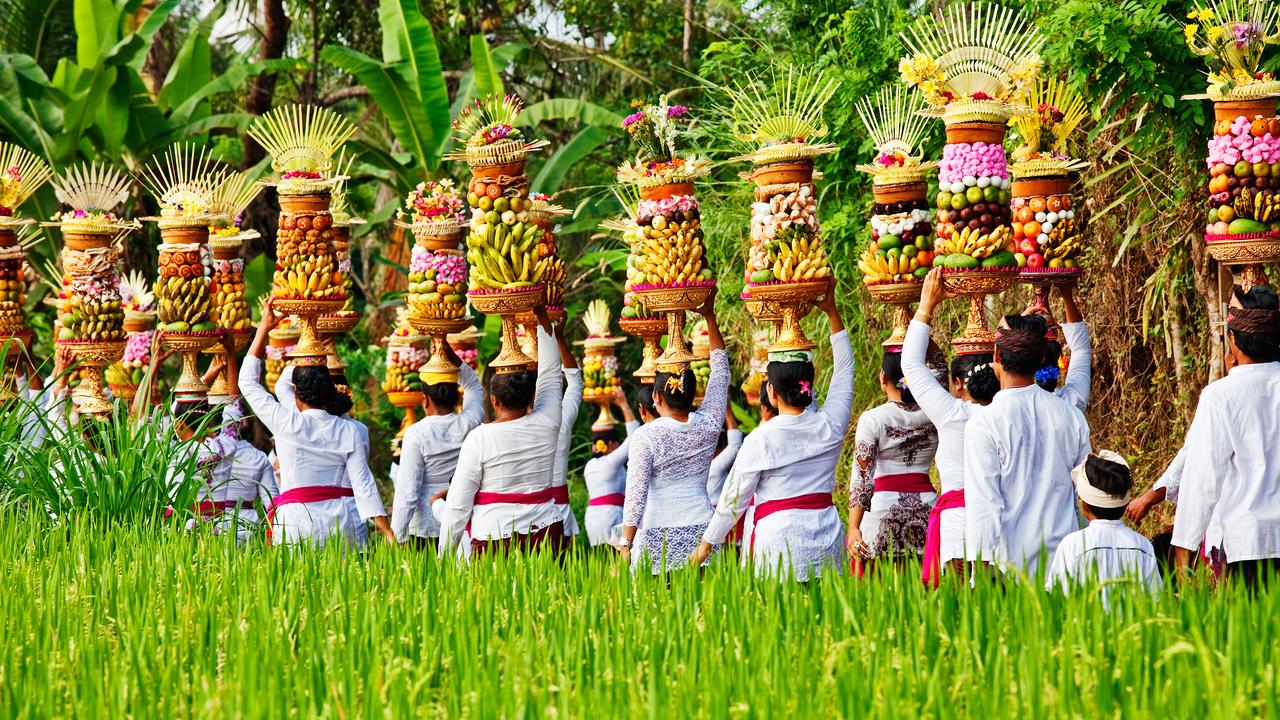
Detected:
left=468, top=486, right=563, bottom=535
left=921, top=489, right=965, bottom=588
left=874, top=473, right=934, bottom=494
left=195, top=499, right=243, bottom=517
left=266, top=485, right=355, bottom=541
left=750, top=493, right=834, bottom=554
left=588, top=493, right=626, bottom=507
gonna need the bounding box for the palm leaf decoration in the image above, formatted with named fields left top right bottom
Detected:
left=0, top=143, right=52, bottom=218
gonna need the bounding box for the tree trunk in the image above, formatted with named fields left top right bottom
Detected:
left=682, top=0, right=694, bottom=65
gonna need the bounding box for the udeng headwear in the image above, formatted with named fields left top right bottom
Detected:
left=1071, top=450, right=1131, bottom=509
left=1228, top=307, right=1280, bottom=335
left=768, top=349, right=814, bottom=363
left=995, top=324, right=1046, bottom=354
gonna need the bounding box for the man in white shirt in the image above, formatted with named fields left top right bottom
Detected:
left=965, top=313, right=1091, bottom=576
left=1047, top=450, right=1162, bottom=605
left=1173, top=285, right=1280, bottom=585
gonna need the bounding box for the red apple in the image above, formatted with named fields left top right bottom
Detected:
left=1026, top=253, right=1045, bottom=269
left=1019, top=239, right=1038, bottom=255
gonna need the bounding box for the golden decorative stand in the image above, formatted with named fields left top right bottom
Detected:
left=632, top=284, right=715, bottom=371
left=746, top=280, right=827, bottom=351
left=940, top=269, right=1017, bottom=355
left=272, top=298, right=346, bottom=366
left=58, top=340, right=127, bottom=416
left=468, top=286, right=544, bottom=374
left=162, top=332, right=222, bottom=397
left=618, top=317, right=667, bottom=384
left=866, top=282, right=922, bottom=348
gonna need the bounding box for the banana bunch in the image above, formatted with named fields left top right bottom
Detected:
left=1041, top=218, right=1082, bottom=260
left=0, top=275, right=24, bottom=331
left=1235, top=187, right=1256, bottom=220
left=465, top=219, right=548, bottom=289
left=634, top=222, right=712, bottom=286
left=156, top=275, right=212, bottom=330
left=273, top=255, right=343, bottom=299
left=770, top=233, right=830, bottom=283
left=1252, top=189, right=1280, bottom=223
left=59, top=297, right=125, bottom=342
left=858, top=246, right=927, bottom=283
left=947, top=226, right=1012, bottom=259
left=210, top=263, right=251, bottom=331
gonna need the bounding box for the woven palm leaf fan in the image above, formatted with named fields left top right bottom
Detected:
left=899, top=3, right=1046, bottom=123
left=855, top=85, right=940, bottom=185
left=1185, top=0, right=1280, bottom=99
left=446, top=93, right=549, bottom=166
left=47, top=162, right=138, bottom=235
left=329, top=152, right=365, bottom=227
left=1010, top=77, right=1090, bottom=177
left=723, top=64, right=840, bottom=164
left=210, top=170, right=263, bottom=223
left=140, top=143, right=226, bottom=225
left=247, top=104, right=356, bottom=192
left=0, top=143, right=51, bottom=223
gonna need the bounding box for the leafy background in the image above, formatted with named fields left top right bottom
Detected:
left=0, top=0, right=1230, bottom=529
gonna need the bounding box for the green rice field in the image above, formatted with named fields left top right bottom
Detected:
left=0, top=515, right=1276, bottom=719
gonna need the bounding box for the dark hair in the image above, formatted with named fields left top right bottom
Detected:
left=173, top=399, right=216, bottom=431
left=79, top=415, right=112, bottom=455
left=759, top=379, right=777, bottom=415
left=951, top=353, right=998, bottom=403
left=1230, top=286, right=1280, bottom=363
left=1036, top=340, right=1063, bottom=391
left=654, top=368, right=697, bottom=412
left=636, top=383, right=656, bottom=417
left=1082, top=454, right=1133, bottom=520
left=488, top=369, right=536, bottom=409
left=996, top=314, right=1049, bottom=375
left=592, top=428, right=620, bottom=457
left=424, top=381, right=460, bottom=411
left=880, top=351, right=914, bottom=405
left=766, top=360, right=814, bottom=409
left=294, top=366, right=348, bottom=416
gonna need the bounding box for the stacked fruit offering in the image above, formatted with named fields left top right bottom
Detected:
left=932, top=142, right=1016, bottom=269
left=688, top=317, right=711, bottom=399
left=1205, top=114, right=1280, bottom=237
left=156, top=244, right=216, bottom=333
left=0, top=245, right=25, bottom=336
left=746, top=183, right=829, bottom=284
left=448, top=326, right=481, bottom=369
left=581, top=299, right=625, bottom=429
left=274, top=208, right=343, bottom=300
left=618, top=98, right=714, bottom=291
left=0, top=144, right=50, bottom=347
left=526, top=193, right=568, bottom=309
left=58, top=249, right=125, bottom=343
left=209, top=256, right=250, bottom=331
left=326, top=155, right=362, bottom=318
left=106, top=271, right=156, bottom=399
left=402, top=180, right=470, bottom=321
left=265, top=318, right=299, bottom=391
left=383, top=338, right=427, bottom=395
left=1010, top=193, right=1080, bottom=269
left=612, top=214, right=658, bottom=320
left=741, top=327, right=770, bottom=407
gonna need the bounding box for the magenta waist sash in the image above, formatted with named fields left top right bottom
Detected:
left=474, top=486, right=565, bottom=506
left=750, top=493, right=834, bottom=554
left=921, top=489, right=966, bottom=589
left=874, top=473, right=934, bottom=494
left=196, top=499, right=245, bottom=517
left=588, top=493, right=625, bottom=507
left=266, top=485, right=355, bottom=541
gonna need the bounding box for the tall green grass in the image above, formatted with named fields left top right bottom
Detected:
left=0, top=515, right=1275, bottom=719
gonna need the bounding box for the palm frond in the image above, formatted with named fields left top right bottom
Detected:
left=51, top=162, right=132, bottom=212
left=247, top=104, right=356, bottom=175
left=0, top=142, right=52, bottom=211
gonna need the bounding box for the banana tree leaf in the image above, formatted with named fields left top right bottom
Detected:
left=470, top=34, right=502, bottom=99
left=374, top=0, right=448, bottom=168
left=54, top=64, right=116, bottom=163
left=74, top=0, right=118, bottom=67
left=127, top=0, right=182, bottom=70
left=151, top=112, right=257, bottom=149
left=322, top=45, right=434, bottom=176
left=157, top=2, right=222, bottom=113
left=169, top=57, right=294, bottom=124
left=0, top=54, right=60, bottom=154
left=532, top=126, right=609, bottom=194
left=518, top=98, right=623, bottom=130
left=97, top=69, right=131, bottom=153
left=353, top=198, right=399, bottom=239
left=243, top=253, right=272, bottom=309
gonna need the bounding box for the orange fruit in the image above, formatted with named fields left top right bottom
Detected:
left=1016, top=206, right=1034, bottom=224
left=1046, top=195, right=1065, bottom=212
left=1012, top=221, right=1024, bottom=239
left=1029, top=196, right=1047, bottom=213
left=1023, top=220, right=1041, bottom=238
left=1253, top=118, right=1270, bottom=137
left=1060, top=195, right=1072, bottom=210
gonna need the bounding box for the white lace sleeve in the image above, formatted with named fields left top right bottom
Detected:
left=623, top=432, right=654, bottom=527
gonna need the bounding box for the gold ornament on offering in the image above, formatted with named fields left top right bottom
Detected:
left=250, top=104, right=355, bottom=365
left=204, top=171, right=262, bottom=395
left=0, top=143, right=52, bottom=229
left=580, top=300, right=625, bottom=430
left=265, top=317, right=300, bottom=390
left=47, top=162, right=137, bottom=415
left=383, top=310, right=428, bottom=454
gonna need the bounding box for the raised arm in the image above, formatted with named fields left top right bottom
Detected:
left=819, top=329, right=855, bottom=429
left=458, top=362, right=484, bottom=428
left=436, top=432, right=484, bottom=555
left=238, top=308, right=303, bottom=438
left=531, top=321, right=564, bottom=420
left=901, top=320, right=960, bottom=424
left=703, top=443, right=762, bottom=545
left=273, top=364, right=297, bottom=409
left=1058, top=321, right=1092, bottom=411
left=391, top=428, right=428, bottom=542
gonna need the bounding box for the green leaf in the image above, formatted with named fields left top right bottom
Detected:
left=73, top=0, right=118, bottom=68
left=169, top=58, right=295, bottom=124
left=322, top=46, right=433, bottom=174
left=243, top=253, right=272, bottom=309
left=157, top=2, right=221, bottom=113
left=470, top=34, right=503, bottom=99
left=373, top=0, right=449, bottom=169
left=532, top=127, right=609, bottom=194
left=97, top=69, right=131, bottom=152
left=518, top=99, right=623, bottom=130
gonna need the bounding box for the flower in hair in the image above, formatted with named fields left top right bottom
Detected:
left=665, top=375, right=685, bottom=394
left=1035, top=366, right=1061, bottom=384
left=965, top=363, right=992, bottom=381
left=798, top=380, right=812, bottom=396
left=895, top=377, right=909, bottom=390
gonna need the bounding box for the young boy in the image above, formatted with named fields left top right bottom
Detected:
left=1046, top=450, right=1162, bottom=604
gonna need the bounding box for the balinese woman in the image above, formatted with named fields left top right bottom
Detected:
left=848, top=325, right=941, bottom=575
left=1029, top=286, right=1091, bottom=411
left=582, top=386, right=639, bottom=546
left=434, top=307, right=565, bottom=556
left=552, top=323, right=583, bottom=539
left=902, top=268, right=1000, bottom=586
left=618, top=293, right=727, bottom=574
left=238, top=301, right=391, bottom=548
left=692, top=289, right=849, bottom=580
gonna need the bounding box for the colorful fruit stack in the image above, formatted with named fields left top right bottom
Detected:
left=449, top=94, right=553, bottom=373
left=205, top=171, right=262, bottom=398
left=1009, top=78, right=1089, bottom=307
left=1185, top=1, right=1280, bottom=289
left=618, top=97, right=714, bottom=370
left=447, top=326, right=482, bottom=370
left=106, top=271, right=156, bottom=402
left=604, top=198, right=667, bottom=384
left=265, top=317, right=300, bottom=392
left=399, top=180, right=469, bottom=322
left=854, top=85, right=939, bottom=346
left=580, top=299, right=625, bottom=430
left=0, top=144, right=50, bottom=359
left=46, top=162, right=138, bottom=415
left=316, top=156, right=364, bottom=381
left=248, top=104, right=356, bottom=365
left=142, top=144, right=227, bottom=397
left=898, top=3, right=1045, bottom=351
left=526, top=193, right=569, bottom=316
left=688, top=317, right=711, bottom=404
left=741, top=328, right=770, bottom=407
left=383, top=310, right=429, bottom=451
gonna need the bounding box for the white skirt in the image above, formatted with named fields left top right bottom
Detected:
left=746, top=506, right=845, bottom=582
left=939, top=505, right=966, bottom=568
left=584, top=504, right=623, bottom=546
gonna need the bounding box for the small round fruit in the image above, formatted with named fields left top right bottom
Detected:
left=965, top=187, right=983, bottom=204
left=1252, top=118, right=1269, bottom=137
left=1219, top=205, right=1236, bottom=222
left=937, top=191, right=953, bottom=209
left=1016, top=206, right=1034, bottom=224
left=1029, top=196, right=1047, bottom=213
left=1211, top=162, right=1229, bottom=177
left=1047, top=196, right=1065, bottom=212
left=1026, top=253, right=1045, bottom=269
left=1256, top=163, right=1272, bottom=178
left=950, top=194, right=967, bottom=211
left=983, top=186, right=999, bottom=202
left=1023, top=221, right=1041, bottom=238
left=1235, top=160, right=1253, bottom=177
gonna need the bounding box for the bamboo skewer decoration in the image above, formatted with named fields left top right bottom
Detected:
left=0, top=144, right=51, bottom=365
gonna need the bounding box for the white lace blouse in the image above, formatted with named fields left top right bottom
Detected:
left=624, top=348, right=730, bottom=529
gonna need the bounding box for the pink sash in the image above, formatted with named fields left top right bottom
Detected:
left=750, top=493, right=834, bottom=554
left=874, top=473, right=934, bottom=494
left=921, top=489, right=965, bottom=588
left=468, top=486, right=564, bottom=534
left=588, top=493, right=625, bottom=507
left=266, top=485, right=355, bottom=541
